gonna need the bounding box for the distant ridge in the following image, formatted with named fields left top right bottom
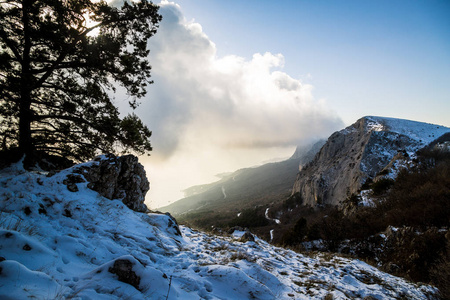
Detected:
left=159, top=140, right=325, bottom=217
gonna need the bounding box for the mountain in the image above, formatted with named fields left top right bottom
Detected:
left=291, top=116, right=450, bottom=207
left=158, top=140, right=325, bottom=223
left=0, top=157, right=438, bottom=299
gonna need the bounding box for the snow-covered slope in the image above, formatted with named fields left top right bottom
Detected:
left=365, top=116, right=450, bottom=146
left=0, top=159, right=438, bottom=299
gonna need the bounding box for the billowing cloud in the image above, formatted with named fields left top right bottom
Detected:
left=115, top=2, right=344, bottom=207
left=134, top=1, right=343, bottom=160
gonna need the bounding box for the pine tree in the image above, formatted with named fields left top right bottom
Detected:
left=0, top=0, right=161, bottom=165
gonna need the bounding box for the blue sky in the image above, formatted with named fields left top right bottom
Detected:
left=174, top=0, right=450, bottom=126
left=131, top=1, right=450, bottom=207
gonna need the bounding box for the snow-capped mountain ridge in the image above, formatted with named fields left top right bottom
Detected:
left=364, top=116, right=449, bottom=145
left=0, top=157, right=438, bottom=299
left=292, top=116, right=450, bottom=207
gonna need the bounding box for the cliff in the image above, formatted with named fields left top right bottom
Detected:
left=291, top=116, right=450, bottom=207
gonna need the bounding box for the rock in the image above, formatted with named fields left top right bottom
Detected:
left=65, top=182, right=78, bottom=192
left=239, top=231, right=255, bottom=243
left=291, top=117, right=430, bottom=207
left=63, top=174, right=85, bottom=192
left=228, top=226, right=245, bottom=235
left=23, top=206, right=32, bottom=216
left=211, top=227, right=224, bottom=235
left=76, top=154, right=150, bottom=213
left=63, top=209, right=72, bottom=218
left=47, top=170, right=57, bottom=177
left=165, top=212, right=182, bottom=236
left=108, top=259, right=141, bottom=290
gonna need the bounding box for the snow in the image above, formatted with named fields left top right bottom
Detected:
left=265, top=207, right=281, bottom=224
left=0, top=160, right=439, bottom=299
left=221, top=186, right=227, bottom=199
left=357, top=117, right=450, bottom=175
left=365, top=116, right=450, bottom=146
left=359, top=190, right=376, bottom=207
left=230, top=230, right=246, bottom=239
left=383, top=157, right=415, bottom=180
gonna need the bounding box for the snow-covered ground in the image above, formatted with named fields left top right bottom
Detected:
left=0, top=160, right=439, bottom=299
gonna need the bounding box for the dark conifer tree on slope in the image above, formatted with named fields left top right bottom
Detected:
left=0, top=0, right=161, bottom=165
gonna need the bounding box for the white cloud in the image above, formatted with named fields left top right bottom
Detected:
left=129, top=2, right=344, bottom=207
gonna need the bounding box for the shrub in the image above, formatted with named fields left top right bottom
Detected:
left=360, top=177, right=373, bottom=190
left=380, top=229, right=447, bottom=283
left=319, top=210, right=351, bottom=251
left=283, top=193, right=303, bottom=210
left=371, top=178, right=394, bottom=196
left=280, top=217, right=308, bottom=246
left=345, top=194, right=361, bottom=206
left=431, top=235, right=450, bottom=300
left=377, top=169, right=390, bottom=176
left=228, top=208, right=269, bottom=228
left=382, top=159, right=450, bottom=228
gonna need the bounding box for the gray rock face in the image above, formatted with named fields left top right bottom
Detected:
left=291, top=116, right=437, bottom=207
left=76, top=154, right=150, bottom=213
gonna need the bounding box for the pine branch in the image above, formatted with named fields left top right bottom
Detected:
left=0, top=29, right=23, bottom=64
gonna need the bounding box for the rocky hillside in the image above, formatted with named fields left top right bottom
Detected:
left=0, top=157, right=439, bottom=299
left=291, top=116, right=450, bottom=207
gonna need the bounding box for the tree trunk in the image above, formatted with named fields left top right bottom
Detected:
left=18, top=0, right=34, bottom=158
left=18, top=91, right=33, bottom=156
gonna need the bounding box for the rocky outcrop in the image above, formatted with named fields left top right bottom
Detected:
left=291, top=116, right=450, bottom=207
left=239, top=231, right=255, bottom=243
left=108, top=258, right=141, bottom=290
left=75, top=154, right=150, bottom=213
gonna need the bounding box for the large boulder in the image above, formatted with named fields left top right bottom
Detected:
left=108, top=258, right=141, bottom=290
left=76, top=154, right=150, bottom=213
